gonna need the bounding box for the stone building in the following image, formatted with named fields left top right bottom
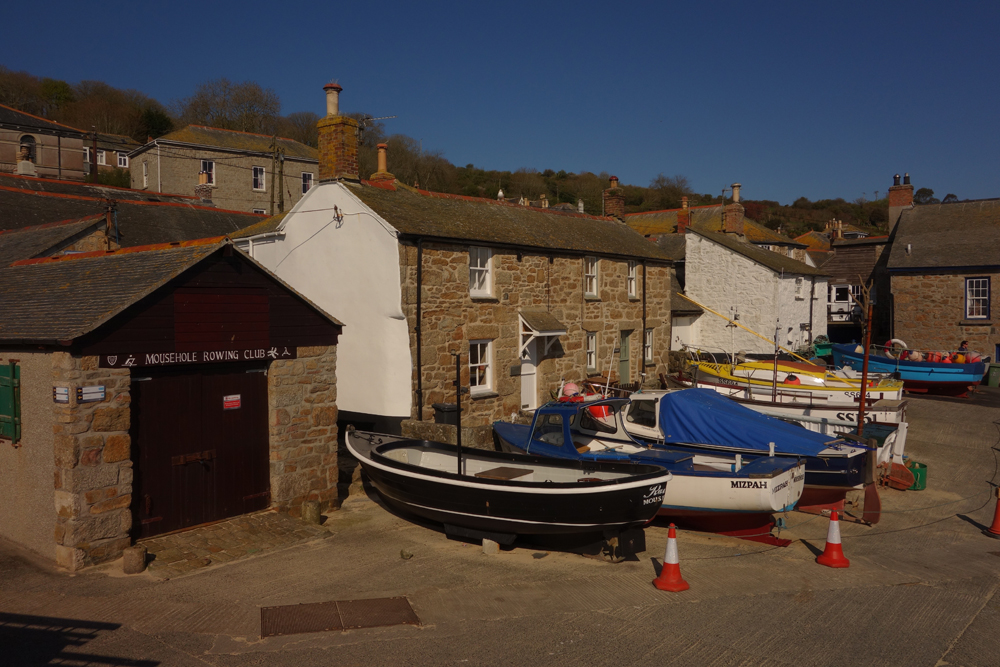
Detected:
left=887, top=190, right=1000, bottom=360
left=0, top=103, right=87, bottom=180
left=0, top=238, right=342, bottom=570
left=0, top=172, right=264, bottom=246
left=236, top=83, right=675, bottom=442
left=684, top=229, right=828, bottom=355
left=128, top=125, right=319, bottom=214
left=822, top=235, right=891, bottom=344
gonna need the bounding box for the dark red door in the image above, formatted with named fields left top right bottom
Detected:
left=132, top=363, right=269, bottom=538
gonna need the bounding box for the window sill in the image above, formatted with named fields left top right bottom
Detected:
left=959, top=319, right=992, bottom=326
left=584, top=295, right=601, bottom=302
left=471, top=295, right=499, bottom=303
left=470, top=391, right=499, bottom=400
left=628, top=296, right=640, bottom=302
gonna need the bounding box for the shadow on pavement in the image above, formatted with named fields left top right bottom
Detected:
left=0, top=612, right=159, bottom=666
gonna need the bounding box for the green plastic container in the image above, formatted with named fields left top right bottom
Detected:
left=907, top=461, right=927, bottom=491
left=814, top=342, right=832, bottom=357
left=987, top=363, right=1000, bottom=388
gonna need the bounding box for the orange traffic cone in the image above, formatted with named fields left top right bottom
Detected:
left=816, top=511, right=850, bottom=568
left=652, top=523, right=690, bottom=591
left=984, top=487, right=1000, bottom=539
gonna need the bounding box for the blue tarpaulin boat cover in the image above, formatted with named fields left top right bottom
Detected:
left=657, top=388, right=841, bottom=455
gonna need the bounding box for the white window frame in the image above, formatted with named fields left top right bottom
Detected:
left=795, top=276, right=804, bottom=300
left=584, top=256, right=598, bottom=297
left=469, top=340, right=493, bottom=394
left=627, top=261, right=637, bottom=298
left=302, top=172, right=314, bottom=194
left=117, top=152, right=128, bottom=168
left=252, top=209, right=266, bottom=214
left=469, top=246, right=493, bottom=298
left=142, top=161, right=148, bottom=188
left=644, top=328, right=653, bottom=363
left=252, top=166, right=266, bottom=192
left=586, top=332, right=597, bottom=371
left=83, top=147, right=90, bottom=163
left=96, top=150, right=106, bottom=166
left=966, top=277, right=990, bottom=319
left=201, top=160, right=215, bottom=185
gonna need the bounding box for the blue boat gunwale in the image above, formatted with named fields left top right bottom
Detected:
left=832, top=343, right=986, bottom=374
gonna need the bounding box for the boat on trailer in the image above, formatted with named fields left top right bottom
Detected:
left=493, top=398, right=806, bottom=545
left=832, top=342, right=988, bottom=398
left=346, top=429, right=673, bottom=546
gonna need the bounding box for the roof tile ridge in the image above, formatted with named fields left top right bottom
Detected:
left=0, top=102, right=86, bottom=133
left=0, top=172, right=199, bottom=198
left=186, top=124, right=301, bottom=144
left=381, top=183, right=613, bottom=221
left=624, top=203, right=722, bottom=217
left=10, top=236, right=228, bottom=266
left=0, top=214, right=104, bottom=235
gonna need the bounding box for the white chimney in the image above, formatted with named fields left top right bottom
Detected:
left=497, top=188, right=504, bottom=201
left=323, top=82, right=342, bottom=117
left=577, top=198, right=584, bottom=213
left=731, top=183, right=741, bottom=203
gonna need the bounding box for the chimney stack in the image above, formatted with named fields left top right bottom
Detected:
left=317, top=81, right=359, bottom=182
left=577, top=198, right=584, bottom=213
left=194, top=171, right=213, bottom=204
left=731, top=183, right=741, bottom=203
left=540, top=193, right=548, bottom=208
left=498, top=188, right=505, bottom=201
left=723, top=185, right=745, bottom=235
left=681, top=196, right=688, bottom=210
left=888, top=172, right=914, bottom=230
left=603, top=175, right=625, bottom=221
left=369, top=142, right=395, bottom=182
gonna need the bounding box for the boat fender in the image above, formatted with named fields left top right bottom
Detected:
left=785, top=374, right=801, bottom=385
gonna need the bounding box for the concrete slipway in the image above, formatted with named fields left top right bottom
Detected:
left=2, top=391, right=1000, bottom=666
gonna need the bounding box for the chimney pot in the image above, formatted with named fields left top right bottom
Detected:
left=198, top=171, right=208, bottom=186
left=577, top=198, right=584, bottom=213
left=377, top=143, right=388, bottom=173
left=609, top=175, right=619, bottom=189
left=323, top=82, right=343, bottom=117
left=731, top=183, right=742, bottom=203
left=498, top=188, right=505, bottom=201
left=903, top=173, right=910, bottom=185
left=681, top=196, right=688, bottom=210
left=893, top=173, right=901, bottom=186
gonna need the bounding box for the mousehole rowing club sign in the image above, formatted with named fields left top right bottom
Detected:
left=99, top=347, right=297, bottom=368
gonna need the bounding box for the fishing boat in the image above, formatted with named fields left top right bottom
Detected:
left=626, top=389, right=908, bottom=466
left=346, top=429, right=673, bottom=543
left=832, top=342, right=988, bottom=398
left=610, top=388, right=879, bottom=514
left=493, top=398, right=806, bottom=545
left=683, top=352, right=905, bottom=406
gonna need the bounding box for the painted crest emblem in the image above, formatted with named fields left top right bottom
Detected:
left=107, top=356, right=117, bottom=366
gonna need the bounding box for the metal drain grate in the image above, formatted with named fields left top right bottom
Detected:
left=260, top=597, right=419, bottom=638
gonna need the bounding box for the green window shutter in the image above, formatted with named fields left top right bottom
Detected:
left=0, top=362, right=21, bottom=444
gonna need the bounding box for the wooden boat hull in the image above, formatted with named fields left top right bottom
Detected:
left=688, top=366, right=904, bottom=405
left=347, top=431, right=672, bottom=538
left=832, top=344, right=985, bottom=397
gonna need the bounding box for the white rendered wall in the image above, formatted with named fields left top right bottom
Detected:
left=671, top=315, right=698, bottom=351
left=685, top=234, right=826, bottom=355
left=239, top=182, right=412, bottom=418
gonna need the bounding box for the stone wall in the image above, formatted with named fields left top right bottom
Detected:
left=0, top=130, right=86, bottom=181
left=130, top=145, right=317, bottom=213
left=268, top=345, right=339, bottom=515
left=317, top=115, right=359, bottom=182
left=51, top=353, right=133, bottom=571
left=892, top=272, right=1000, bottom=356
left=687, top=233, right=827, bottom=354
left=399, top=242, right=673, bottom=429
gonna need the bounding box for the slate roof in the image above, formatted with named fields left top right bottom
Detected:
left=348, top=182, right=672, bottom=262
left=831, top=236, right=889, bottom=247
left=794, top=231, right=831, bottom=251
left=230, top=213, right=287, bottom=239
left=691, top=229, right=827, bottom=277
left=888, top=200, right=1000, bottom=271
left=742, top=220, right=804, bottom=247
left=0, top=103, right=85, bottom=135
left=624, top=205, right=722, bottom=235
left=671, top=273, right=702, bottom=315
left=807, top=249, right=833, bottom=268
left=133, top=125, right=318, bottom=161
left=0, top=215, right=104, bottom=266
left=520, top=309, right=568, bottom=334
left=0, top=238, right=343, bottom=343
left=651, top=233, right=686, bottom=262
left=0, top=174, right=263, bottom=247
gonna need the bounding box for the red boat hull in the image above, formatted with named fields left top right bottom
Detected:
left=654, top=509, right=791, bottom=547
left=902, top=379, right=980, bottom=398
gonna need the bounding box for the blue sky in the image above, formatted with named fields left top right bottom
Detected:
left=5, top=1, right=997, bottom=204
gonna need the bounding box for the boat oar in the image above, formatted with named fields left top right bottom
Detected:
left=675, top=292, right=818, bottom=365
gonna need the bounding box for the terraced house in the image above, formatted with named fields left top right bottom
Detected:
left=128, top=125, right=319, bottom=214
left=236, top=83, right=675, bottom=443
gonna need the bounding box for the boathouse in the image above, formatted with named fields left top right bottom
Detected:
left=0, top=237, right=342, bottom=570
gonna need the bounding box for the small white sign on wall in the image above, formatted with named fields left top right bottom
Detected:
left=76, top=386, right=106, bottom=403
left=53, top=386, right=69, bottom=404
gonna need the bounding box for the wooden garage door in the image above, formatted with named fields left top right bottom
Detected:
left=132, top=363, right=269, bottom=538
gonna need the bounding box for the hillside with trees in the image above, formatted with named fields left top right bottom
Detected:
left=1, top=66, right=955, bottom=227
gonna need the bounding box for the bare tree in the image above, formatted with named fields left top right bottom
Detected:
left=175, top=78, right=281, bottom=135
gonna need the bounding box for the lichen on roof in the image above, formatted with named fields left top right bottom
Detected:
left=151, top=125, right=318, bottom=161
left=231, top=213, right=287, bottom=239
